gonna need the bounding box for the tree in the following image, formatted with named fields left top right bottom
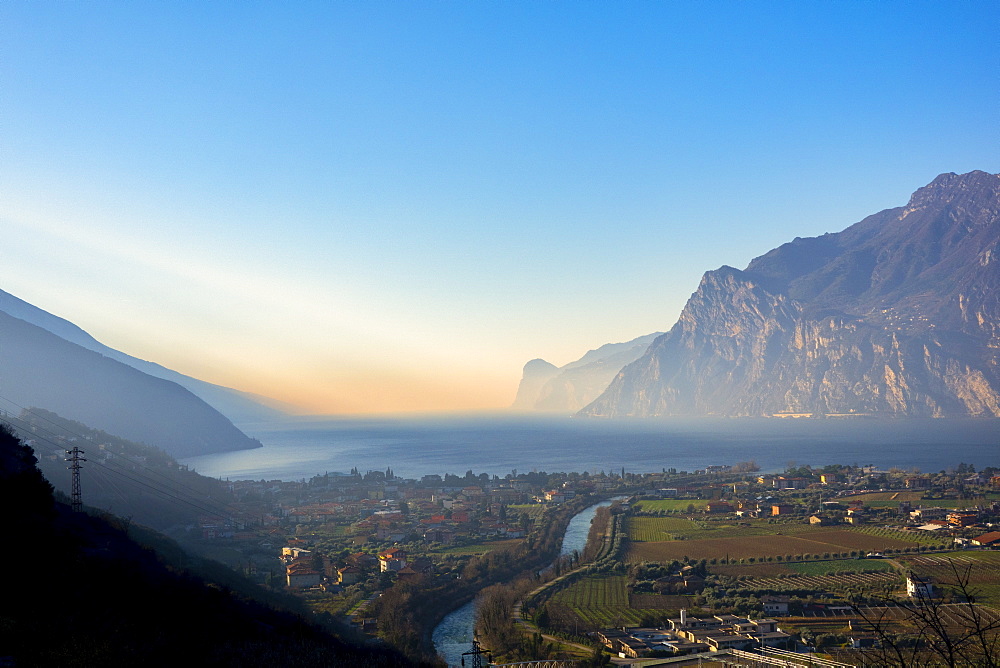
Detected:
left=853, top=559, right=1000, bottom=667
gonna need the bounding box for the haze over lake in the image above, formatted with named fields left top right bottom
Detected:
left=180, top=414, right=999, bottom=482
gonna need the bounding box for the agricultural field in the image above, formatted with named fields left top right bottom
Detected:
left=633, top=499, right=709, bottom=512
left=711, top=562, right=799, bottom=578
left=741, top=571, right=900, bottom=594
left=839, top=491, right=995, bottom=510
left=710, top=558, right=896, bottom=579
left=510, top=503, right=548, bottom=520
left=433, top=538, right=523, bottom=555
left=627, top=515, right=830, bottom=542
left=545, top=575, right=681, bottom=630
left=788, top=559, right=896, bottom=576
left=852, top=525, right=951, bottom=547
left=628, top=516, right=700, bottom=541
left=627, top=527, right=922, bottom=564
left=899, top=551, right=1000, bottom=609
left=839, top=491, right=924, bottom=505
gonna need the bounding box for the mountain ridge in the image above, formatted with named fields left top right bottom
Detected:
left=0, top=288, right=291, bottom=423
left=512, top=332, right=662, bottom=412
left=581, top=170, right=1000, bottom=418
left=0, top=308, right=262, bottom=457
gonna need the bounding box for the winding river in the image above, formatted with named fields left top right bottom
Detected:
left=431, top=498, right=619, bottom=666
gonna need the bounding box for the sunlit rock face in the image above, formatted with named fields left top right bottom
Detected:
left=582, top=171, right=1000, bottom=418
left=512, top=333, right=662, bottom=412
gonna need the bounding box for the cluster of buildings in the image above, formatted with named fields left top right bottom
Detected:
left=597, top=611, right=791, bottom=658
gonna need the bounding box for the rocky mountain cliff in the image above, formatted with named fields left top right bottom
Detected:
left=581, top=170, right=1000, bottom=418
left=513, top=332, right=662, bottom=412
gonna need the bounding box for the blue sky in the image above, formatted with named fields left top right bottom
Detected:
left=2, top=1, right=998, bottom=413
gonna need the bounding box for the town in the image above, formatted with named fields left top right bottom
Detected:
left=179, top=459, right=1000, bottom=666
left=12, top=407, right=1000, bottom=666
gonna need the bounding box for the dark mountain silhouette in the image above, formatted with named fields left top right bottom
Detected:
left=0, top=309, right=261, bottom=457
left=0, top=288, right=292, bottom=423
left=0, top=424, right=414, bottom=666
left=582, top=171, right=1000, bottom=417
left=5, top=408, right=235, bottom=531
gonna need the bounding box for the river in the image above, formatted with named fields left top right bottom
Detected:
left=431, top=498, right=619, bottom=667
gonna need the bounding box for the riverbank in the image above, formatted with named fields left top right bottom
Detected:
left=457, top=498, right=623, bottom=665
left=377, top=493, right=608, bottom=664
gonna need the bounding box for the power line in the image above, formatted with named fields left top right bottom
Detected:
left=65, top=446, right=86, bottom=512
left=0, top=395, right=229, bottom=506
left=0, top=397, right=240, bottom=524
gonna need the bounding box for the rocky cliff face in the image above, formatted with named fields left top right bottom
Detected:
left=512, top=333, right=662, bottom=412
left=582, top=171, right=1000, bottom=417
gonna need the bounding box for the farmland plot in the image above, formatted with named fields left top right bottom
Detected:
left=628, top=528, right=921, bottom=563
left=546, top=575, right=666, bottom=630
left=743, top=571, right=901, bottom=594
left=900, top=551, right=1000, bottom=608
left=634, top=499, right=708, bottom=512
left=628, top=516, right=698, bottom=541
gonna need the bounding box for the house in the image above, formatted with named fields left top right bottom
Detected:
left=947, top=511, right=979, bottom=528
left=910, top=507, right=948, bottom=521
left=771, top=504, right=795, bottom=516
left=423, top=527, right=456, bottom=544
left=378, top=548, right=408, bottom=572
left=776, top=476, right=809, bottom=490
left=337, top=565, right=362, bottom=585
left=544, top=490, right=574, bottom=503
left=706, top=500, right=734, bottom=514
left=845, top=506, right=865, bottom=525
left=971, top=531, right=1000, bottom=547
left=762, top=595, right=790, bottom=616
left=286, top=562, right=322, bottom=588
left=809, top=515, right=825, bottom=525
left=281, top=546, right=312, bottom=562
left=906, top=574, right=935, bottom=599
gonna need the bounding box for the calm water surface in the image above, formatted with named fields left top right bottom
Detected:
left=181, top=414, right=999, bottom=481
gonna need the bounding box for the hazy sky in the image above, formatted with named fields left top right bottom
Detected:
left=2, top=2, right=998, bottom=414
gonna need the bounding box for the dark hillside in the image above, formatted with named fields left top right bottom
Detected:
left=4, top=408, right=234, bottom=531
left=0, top=425, right=415, bottom=667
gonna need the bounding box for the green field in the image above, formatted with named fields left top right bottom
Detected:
left=788, top=558, right=896, bottom=575
left=627, top=516, right=831, bottom=542
left=711, top=557, right=896, bottom=579
left=628, top=527, right=922, bottom=563
left=433, top=538, right=523, bottom=555
left=545, top=575, right=684, bottom=630
left=628, top=516, right=700, bottom=541
left=634, top=499, right=709, bottom=512
left=899, top=551, right=1000, bottom=609
left=510, top=504, right=548, bottom=520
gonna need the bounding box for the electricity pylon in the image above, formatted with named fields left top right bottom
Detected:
left=65, top=446, right=86, bottom=512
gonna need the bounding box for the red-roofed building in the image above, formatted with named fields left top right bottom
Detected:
left=972, top=531, right=1000, bottom=547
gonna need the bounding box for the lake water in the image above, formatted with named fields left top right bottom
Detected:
left=180, top=413, right=999, bottom=481
left=431, top=499, right=615, bottom=667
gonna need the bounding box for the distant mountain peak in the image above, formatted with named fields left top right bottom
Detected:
left=512, top=332, right=662, bottom=412
left=581, top=171, right=1000, bottom=418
